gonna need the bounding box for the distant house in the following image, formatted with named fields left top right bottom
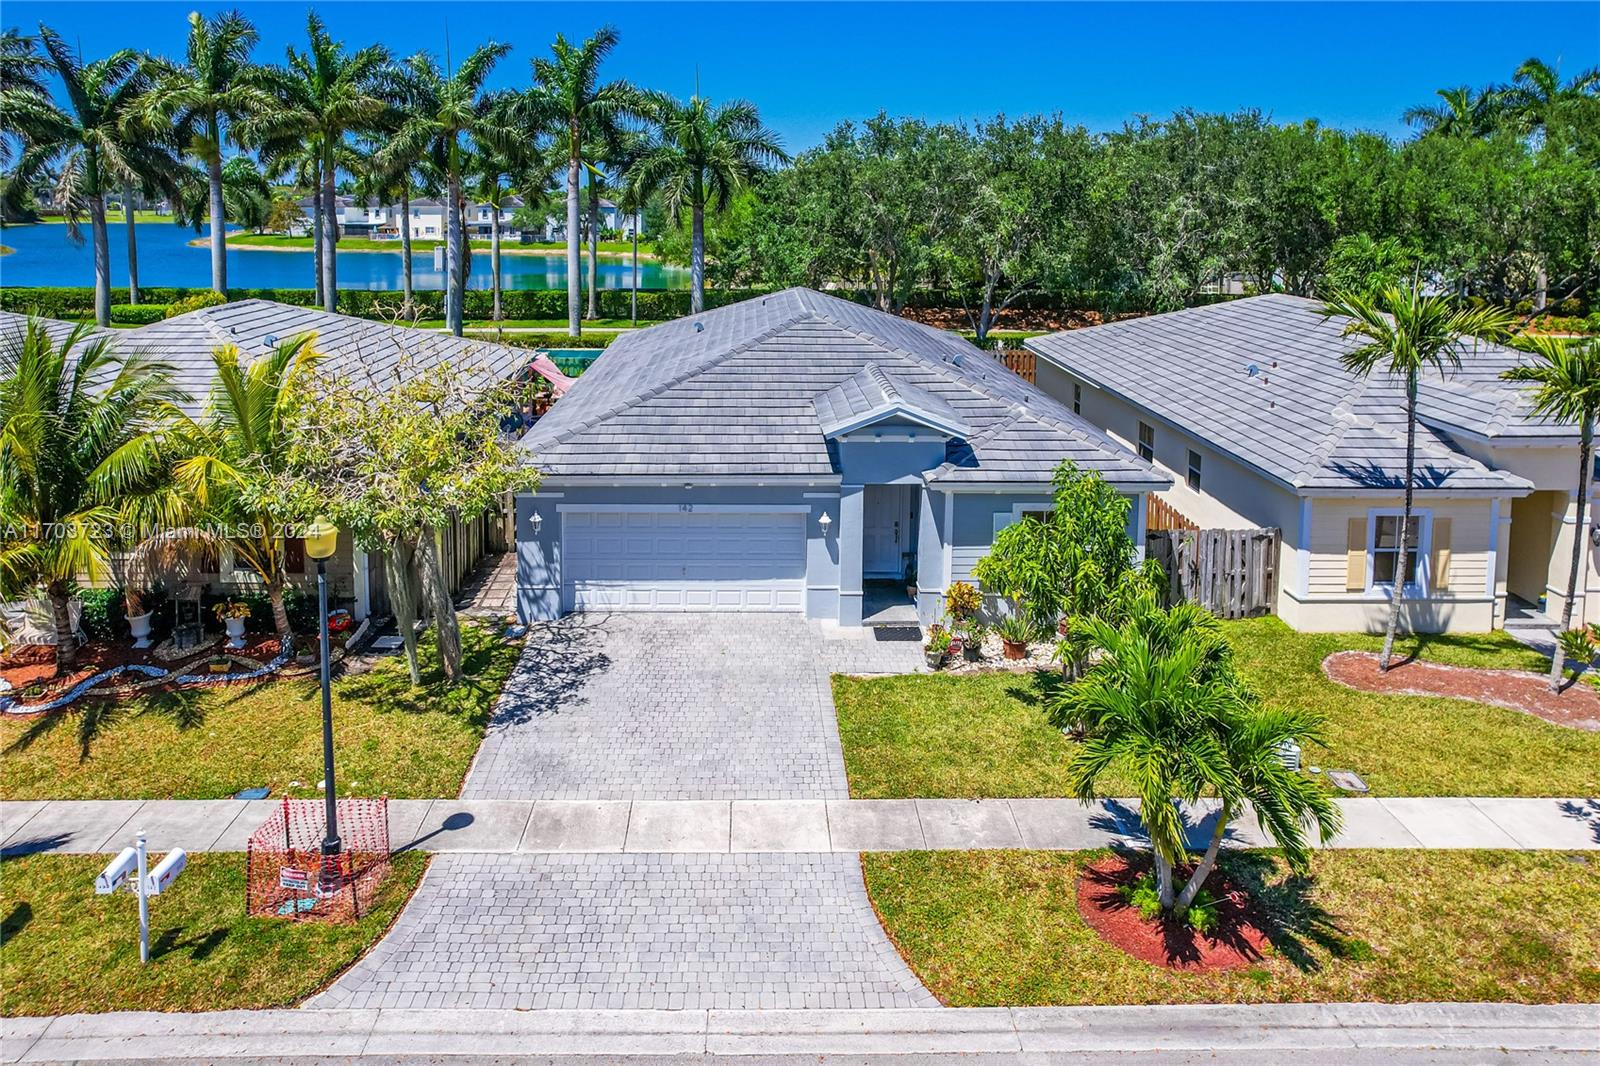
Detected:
left=514, top=287, right=1166, bottom=627
left=542, top=199, right=643, bottom=241
left=1, top=303, right=572, bottom=623
left=1027, top=294, right=1579, bottom=635
left=287, top=196, right=531, bottom=241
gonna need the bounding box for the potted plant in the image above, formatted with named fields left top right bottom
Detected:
left=208, top=654, right=231, bottom=674
left=924, top=624, right=952, bottom=669
left=997, top=614, right=1032, bottom=660
left=213, top=600, right=251, bottom=649
left=125, top=588, right=154, bottom=649
left=903, top=556, right=918, bottom=601
left=961, top=620, right=987, bottom=661
left=945, top=580, right=981, bottom=622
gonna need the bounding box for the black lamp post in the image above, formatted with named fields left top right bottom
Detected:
left=303, top=515, right=341, bottom=885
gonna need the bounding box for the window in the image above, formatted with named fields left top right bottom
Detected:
left=1370, top=513, right=1425, bottom=589
left=1186, top=450, right=1202, bottom=491
left=1072, top=383, right=1082, bottom=415
left=1137, top=422, right=1155, bottom=462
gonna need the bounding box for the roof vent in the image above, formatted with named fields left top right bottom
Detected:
left=264, top=334, right=278, bottom=348
left=1247, top=363, right=1259, bottom=377
left=693, top=322, right=705, bottom=333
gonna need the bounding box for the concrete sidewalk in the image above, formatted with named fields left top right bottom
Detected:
left=4, top=795, right=1598, bottom=856
left=3, top=1003, right=1596, bottom=1063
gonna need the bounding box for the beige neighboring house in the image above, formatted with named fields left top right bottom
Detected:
left=1, top=301, right=573, bottom=624
left=1027, top=293, right=1584, bottom=635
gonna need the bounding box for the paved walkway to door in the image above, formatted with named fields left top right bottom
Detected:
left=460, top=615, right=924, bottom=801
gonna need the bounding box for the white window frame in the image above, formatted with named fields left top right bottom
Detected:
left=1366, top=508, right=1431, bottom=597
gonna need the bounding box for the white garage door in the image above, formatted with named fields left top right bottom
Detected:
left=562, top=509, right=806, bottom=612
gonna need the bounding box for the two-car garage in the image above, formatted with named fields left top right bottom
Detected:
left=559, top=508, right=807, bottom=612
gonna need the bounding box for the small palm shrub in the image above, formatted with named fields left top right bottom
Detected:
left=1118, top=871, right=1219, bottom=933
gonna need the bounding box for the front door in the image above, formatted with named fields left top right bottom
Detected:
left=863, top=485, right=915, bottom=578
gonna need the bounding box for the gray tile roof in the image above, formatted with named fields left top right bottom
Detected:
left=520, top=287, right=1168, bottom=488
left=1027, top=294, right=1540, bottom=495
left=0, top=310, right=113, bottom=349
left=812, top=362, right=972, bottom=438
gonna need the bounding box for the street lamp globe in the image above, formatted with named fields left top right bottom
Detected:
left=305, top=516, right=339, bottom=560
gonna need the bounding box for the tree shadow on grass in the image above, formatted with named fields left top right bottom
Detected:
left=1, top=901, right=33, bottom=947
left=1003, top=668, right=1064, bottom=709
left=4, top=688, right=209, bottom=763
left=1217, top=852, right=1358, bottom=974
left=151, top=924, right=229, bottom=962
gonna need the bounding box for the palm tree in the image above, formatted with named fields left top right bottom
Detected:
left=144, top=10, right=273, bottom=295
left=171, top=337, right=320, bottom=639
left=1502, top=336, right=1600, bottom=690
left=467, top=149, right=515, bottom=322
left=381, top=44, right=512, bottom=337
left=1059, top=596, right=1340, bottom=920
left=527, top=27, right=640, bottom=337
left=629, top=92, right=787, bottom=313
left=260, top=14, right=390, bottom=313
left=1504, top=58, right=1600, bottom=141
left=1403, top=86, right=1496, bottom=138
left=0, top=321, right=184, bottom=672
left=1322, top=282, right=1517, bottom=670
left=354, top=140, right=421, bottom=312
left=4, top=28, right=184, bottom=326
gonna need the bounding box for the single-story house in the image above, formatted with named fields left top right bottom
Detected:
left=1026, top=293, right=1580, bottom=634
left=514, top=287, right=1169, bottom=628
left=1, top=302, right=573, bottom=624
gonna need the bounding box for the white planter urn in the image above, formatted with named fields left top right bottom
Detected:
left=224, top=616, right=247, bottom=649
left=127, top=612, right=154, bottom=649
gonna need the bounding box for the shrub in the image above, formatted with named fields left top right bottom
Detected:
left=1117, top=870, right=1219, bottom=933
left=165, top=291, right=228, bottom=318
left=1558, top=297, right=1585, bottom=316
left=110, top=303, right=168, bottom=325
left=945, top=580, right=981, bottom=620
left=77, top=588, right=128, bottom=642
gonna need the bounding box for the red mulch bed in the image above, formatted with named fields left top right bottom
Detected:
left=1323, top=651, right=1600, bottom=732
left=1, top=633, right=284, bottom=707
left=1076, top=855, right=1271, bottom=971
left=895, top=306, right=1148, bottom=334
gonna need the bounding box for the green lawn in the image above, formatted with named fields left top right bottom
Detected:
left=0, top=851, right=426, bottom=1016
left=833, top=618, right=1600, bottom=798
left=223, top=233, right=652, bottom=257
left=864, top=849, right=1600, bottom=1006
left=0, top=623, right=519, bottom=801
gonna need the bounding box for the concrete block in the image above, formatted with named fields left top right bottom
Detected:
left=206, top=801, right=282, bottom=851
left=825, top=800, right=924, bottom=851
left=1469, top=797, right=1600, bottom=850
left=1007, top=799, right=1125, bottom=849
left=0, top=1017, right=48, bottom=1063
left=1379, top=797, right=1519, bottom=849
left=520, top=801, right=631, bottom=852
left=707, top=1008, right=1017, bottom=1055
left=624, top=801, right=730, bottom=852
left=22, top=1009, right=374, bottom=1060
left=730, top=800, right=829, bottom=852
left=404, top=801, right=532, bottom=853
left=112, top=800, right=249, bottom=853
left=1, top=800, right=141, bottom=856
left=915, top=799, right=1023, bottom=850
left=1324, top=799, right=1422, bottom=849
left=0, top=800, right=47, bottom=846
left=362, top=1008, right=706, bottom=1056
left=384, top=800, right=435, bottom=851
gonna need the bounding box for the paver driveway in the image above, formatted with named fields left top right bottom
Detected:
left=462, top=614, right=923, bottom=801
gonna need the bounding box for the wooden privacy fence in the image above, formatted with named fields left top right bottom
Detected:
left=992, top=346, right=1036, bottom=383
left=1145, top=527, right=1280, bottom=619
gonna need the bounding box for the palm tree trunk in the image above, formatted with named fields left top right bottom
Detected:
left=491, top=202, right=503, bottom=322
left=1551, top=418, right=1594, bottom=691
left=89, top=193, right=111, bottom=328
left=208, top=145, right=227, bottom=293
left=267, top=577, right=292, bottom=640
left=320, top=150, right=338, bottom=313
left=631, top=222, right=638, bottom=326
left=414, top=526, right=462, bottom=682
left=691, top=203, right=706, bottom=315
left=566, top=146, right=581, bottom=338
left=445, top=163, right=464, bottom=337
left=312, top=158, right=324, bottom=307
left=385, top=535, right=422, bottom=686
left=586, top=174, right=599, bottom=320
left=1153, top=850, right=1176, bottom=913
left=123, top=191, right=140, bottom=305
left=399, top=186, right=414, bottom=312
left=1380, top=371, right=1419, bottom=672
left=1174, top=800, right=1231, bottom=918
left=48, top=583, right=79, bottom=675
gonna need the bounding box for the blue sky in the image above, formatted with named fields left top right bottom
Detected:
left=9, top=1, right=1598, bottom=150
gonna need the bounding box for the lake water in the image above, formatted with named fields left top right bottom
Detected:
left=0, top=220, right=688, bottom=290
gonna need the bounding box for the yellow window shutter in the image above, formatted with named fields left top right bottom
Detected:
left=1345, top=517, right=1367, bottom=591
left=1431, top=517, right=1452, bottom=591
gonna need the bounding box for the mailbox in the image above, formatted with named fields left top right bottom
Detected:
left=145, top=848, right=187, bottom=896
left=95, top=847, right=139, bottom=895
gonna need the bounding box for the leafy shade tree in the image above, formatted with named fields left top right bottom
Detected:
left=1059, top=595, right=1341, bottom=922
left=1502, top=335, right=1600, bottom=690
left=0, top=321, right=184, bottom=671
left=527, top=27, right=639, bottom=336
left=973, top=461, right=1157, bottom=672
left=629, top=91, right=787, bottom=314
left=266, top=13, right=390, bottom=312
left=171, top=338, right=321, bottom=639
left=1321, top=234, right=1422, bottom=296
left=1322, top=283, right=1516, bottom=670
left=145, top=10, right=273, bottom=294
left=383, top=43, right=512, bottom=337
left=6, top=27, right=183, bottom=325
left=278, top=360, right=538, bottom=683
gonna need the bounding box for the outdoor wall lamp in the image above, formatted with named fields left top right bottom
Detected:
left=529, top=511, right=543, bottom=534
left=819, top=512, right=833, bottom=533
